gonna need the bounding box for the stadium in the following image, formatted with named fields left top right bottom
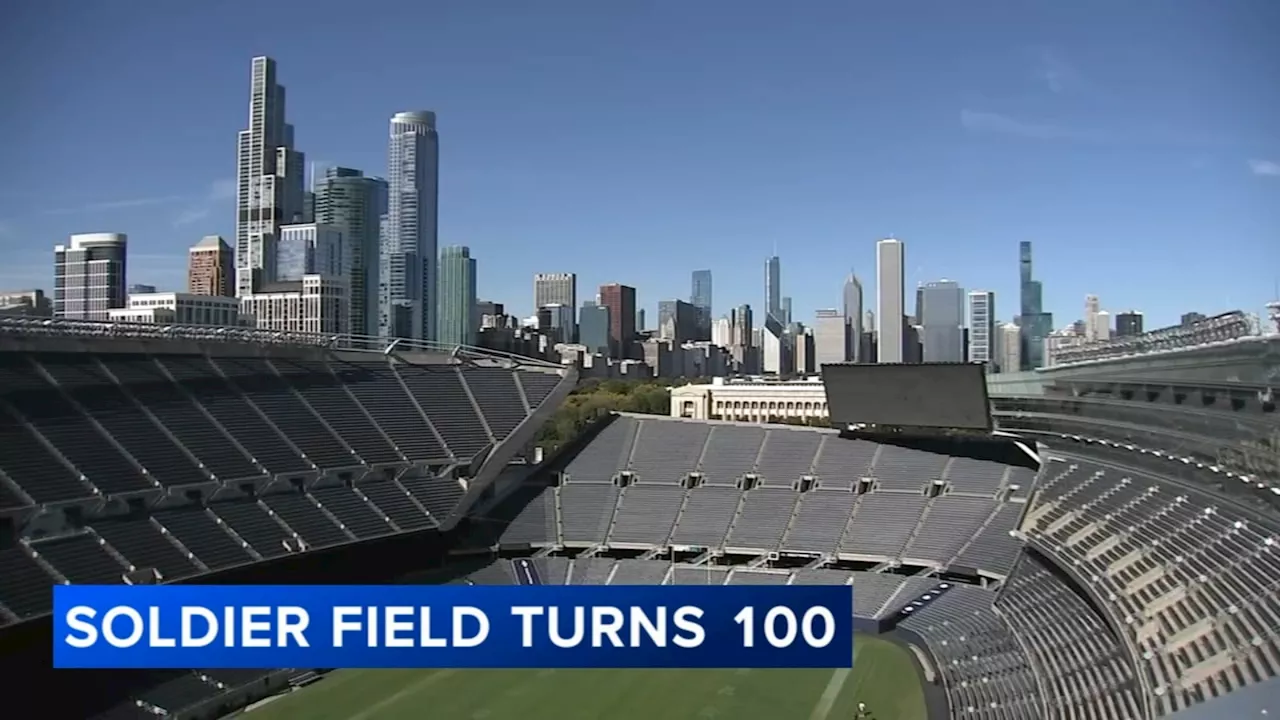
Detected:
left=0, top=311, right=1277, bottom=720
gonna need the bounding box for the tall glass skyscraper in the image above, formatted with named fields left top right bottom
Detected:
left=235, top=56, right=306, bottom=297
left=275, top=224, right=343, bottom=282
left=314, top=167, right=387, bottom=336
left=690, top=269, right=712, bottom=340
left=436, top=245, right=476, bottom=347
left=764, top=256, right=781, bottom=322
left=382, top=111, right=439, bottom=341
left=920, top=280, right=965, bottom=362
left=1018, top=241, right=1053, bottom=369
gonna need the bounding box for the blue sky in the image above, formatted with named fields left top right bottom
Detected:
left=1, top=0, right=1277, bottom=329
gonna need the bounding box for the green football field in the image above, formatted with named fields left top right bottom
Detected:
left=242, top=635, right=926, bottom=720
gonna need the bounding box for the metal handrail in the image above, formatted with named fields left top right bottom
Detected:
left=0, top=316, right=562, bottom=369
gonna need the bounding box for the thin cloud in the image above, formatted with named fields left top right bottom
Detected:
left=43, top=195, right=184, bottom=216
left=1248, top=159, right=1280, bottom=177
left=172, top=207, right=211, bottom=227
left=171, top=178, right=237, bottom=228
left=1037, top=49, right=1076, bottom=94
left=959, top=109, right=1102, bottom=141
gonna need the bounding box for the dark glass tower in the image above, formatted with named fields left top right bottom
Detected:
left=1017, top=241, right=1053, bottom=370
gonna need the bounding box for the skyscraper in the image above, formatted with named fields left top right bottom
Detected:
left=276, top=224, right=344, bottom=282
left=921, top=280, right=965, bottom=362
left=1116, top=311, right=1144, bottom=337
left=657, top=299, right=699, bottom=343
left=383, top=111, right=439, bottom=340
left=997, top=322, right=1021, bottom=373
left=876, top=238, right=905, bottom=363
left=54, top=233, right=127, bottom=320
left=579, top=301, right=610, bottom=355
left=313, top=167, right=388, bottom=336
left=437, top=246, right=477, bottom=346
left=599, top=283, right=636, bottom=359
left=781, top=296, right=793, bottom=325
left=842, top=272, right=863, bottom=361
left=690, top=269, right=712, bottom=340
left=967, top=291, right=996, bottom=366
left=235, top=56, right=306, bottom=297
left=533, top=272, right=577, bottom=343
left=187, top=236, right=234, bottom=297
left=1017, top=241, right=1053, bottom=369
left=1084, top=295, right=1101, bottom=341
left=765, top=255, right=781, bottom=322
left=813, top=309, right=847, bottom=368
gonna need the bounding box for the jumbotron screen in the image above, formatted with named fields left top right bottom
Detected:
left=820, top=363, right=993, bottom=432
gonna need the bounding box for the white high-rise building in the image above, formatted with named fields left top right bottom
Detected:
left=875, top=238, right=905, bottom=363
left=382, top=111, right=439, bottom=340
left=842, top=272, right=863, bottom=361
left=997, top=322, right=1021, bottom=373
left=54, top=233, right=127, bottom=320
left=241, top=275, right=349, bottom=335
left=967, top=290, right=996, bottom=366
left=813, top=309, right=848, bottom=368
left=235, top=56, right=307, bottom=297
left=1092, top=310, right=1112, bottom=342
left=1084, top=294, right=1101, bottom=341
left=711, top=316, right=732, bottom=348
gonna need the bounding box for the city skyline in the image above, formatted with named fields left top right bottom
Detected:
left=3, top=5, right=1277, bottom=331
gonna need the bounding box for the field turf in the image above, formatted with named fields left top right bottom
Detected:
left=243, top=634, right=927, bottom=720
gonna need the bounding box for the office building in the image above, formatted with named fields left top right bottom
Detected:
left=537, top=303, right=575, bottom=344
left=1181, top=311, right=1207, bottom=327
left=1116, top=311, right=1144, bottom=337
left=690, top=269, right=712, bottom=340
left=599, top=283, right=637, bottom=359
left=731, top=304, right=753, bottom=347
left=711, top=316, right=732, bottom=348
left=781, top=296, right=793, bottom=325
left=382, top=111, right=439, bottom=340
left=0, top=289, right=52, bottom=317
left=188, top=235, right=235, bottom=297
left=1092, top=310, right=1112, bottom=342
left=276, top=223, right=344, bottom=282
left=875, top=238, right=905, bottom=363
left=813, top=309, right=847, bottom=368
left=1018, top=241, right=1053, bottom=369
left=658, top=299, right=699, bottom=343
left=637, top=308, right=646, bottom=333
left=240, top=276, right=349, bottom=335
left=1084, top=295, right=1101, bottom=341
left=437, top=246, right=477, bottom=347
left=842, top=272, right=863, bottom=361
left=765, top=255, right=781, bottom=321
left=761, top=313, right=789, bottom=375
left=997, top=322, right=1021, bottom=373
left=313, top=167, right=387, bottom=336
left=920, top=280, right=964, bottom=362
left=109, top=292, right=245, bottom=327
left=534, top=272, right=577, bottom=342
left=967, top=290, right=996, bottom=366
left=579, top=302, right=610, bottom=355
left=235, top=56, right=307, bottom=296
left=534, top=272, right=577, bottom=310
left=129, top=284, right=156, bottom=295
left=54, top=233, right=127, bottom=320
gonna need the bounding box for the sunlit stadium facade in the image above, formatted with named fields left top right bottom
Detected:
left=0, top=314, right=1276, bottom=719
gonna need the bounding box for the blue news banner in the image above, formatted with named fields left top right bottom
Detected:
left=53, top=584, right=853, bottom=670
